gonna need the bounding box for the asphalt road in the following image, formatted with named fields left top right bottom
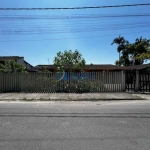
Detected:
left=0, top=100, right=150, bottom=150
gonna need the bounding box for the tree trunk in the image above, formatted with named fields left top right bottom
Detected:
left=119, top=52, right=120, bottom=66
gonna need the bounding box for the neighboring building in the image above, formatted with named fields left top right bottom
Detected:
left=35, top=64, right=126, bottom=72
left=83, top=64, right=126, bottom=72
left=0, top=56, right=36, bottom=72
left=126, top=64, right=150, bottom=72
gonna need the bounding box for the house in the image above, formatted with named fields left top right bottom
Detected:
left=35, top=64, right=126, bottom=72
left=0, top=56, right=36, bottom=72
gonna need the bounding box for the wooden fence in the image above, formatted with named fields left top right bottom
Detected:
left=0, top=71, right=125, bottom=93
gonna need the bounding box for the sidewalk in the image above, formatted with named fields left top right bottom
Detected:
left=132, top=93, right=150, bottom=100
left=0, top=92, right=147, bottom=101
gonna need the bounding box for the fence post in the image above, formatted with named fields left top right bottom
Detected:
left=102, top=71, right=105, bottom=92
left=135, top=70, right=139, bottom=92
left=121, top=71, right=126, bottom=92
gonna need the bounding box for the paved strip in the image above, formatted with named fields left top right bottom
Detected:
left=0, top=92, right=144, bottom=100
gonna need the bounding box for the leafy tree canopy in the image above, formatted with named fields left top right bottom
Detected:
left=112, top=36, right=150, bottom=66
left=6, top=60, right=26, bottom=73
left=53, top=50, right=86, bottom=72
left=0, top=63, right=5, bottom=73
left=38, top=66, right=49, bottom=73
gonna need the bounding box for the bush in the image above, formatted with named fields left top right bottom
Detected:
left=56, top=78, right=105, bottom=93
left=25, top=73, right=106, bottom=93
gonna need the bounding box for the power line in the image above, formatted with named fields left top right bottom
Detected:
left=0, top=13, right=149, bottom=29
left=1, top=13, right=150, bottom=20
left=1, top=21, right=149, bottom=28
left=0, top=13, right=149, bottom=27
left=1, top=18, right=150, bottom=25
left=0, top=3, right=150, bottom=10
left=0, top=50, right=11, bottom=55
left=0, top=30, right=149, bottom=42
left=0, top=23, right=150, bottom=35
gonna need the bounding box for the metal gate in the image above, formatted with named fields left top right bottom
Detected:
left=126, top=70, right=150, bottom=92
left=139, top=71, right=150, bottom=92
left=126, top=70, right=136, bottom=92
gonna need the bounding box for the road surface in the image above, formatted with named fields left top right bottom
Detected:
left=0, top=100, right=150, bottom=150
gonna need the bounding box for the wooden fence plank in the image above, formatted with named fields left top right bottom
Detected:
left=0, top=74, right=2, bottom=92
left=49, top=73, right=51, bottom=93
left=105, top=72, right=108, bottom=92
left=15, top=73, right=18, bottom=92
left=95, top=72, right=98, bottom=92
left=47, top=73, right=50, bottom=93
left=94, top=72, right=96, bottom=92
left=3, top=74, right=6, bottom=92
left=53, top=72, right=55, bottom=93
left=113, top=72, right=115, bottom=91
left=99, top=72, right=101, bottom=92
left=149, top=72, right=150, bottom=92
left=110, top=72, right=112, bottom=91
left=119, top=72, right=121, bottom=91
left=114, top=72, right=116, bottom=92
left=16, top=73, right=18, bottom=92
left=117, top=71, right=120, bottom=91
left=108, top=71, right=110, bottom=92
left=103, top=71, right=105, bottom=92
left=75, top=72, right=77, bottom=93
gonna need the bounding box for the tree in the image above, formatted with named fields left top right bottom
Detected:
left=0, top=63, right=5, bottom=73
left=41, top=66, right=49, bottom=73
left=115, top=60, right=120, bottom=66
left=38, top=66, right=49, bottom=73
left=134, top=53, right=150, bottom=62
left=53, top=50, right=86, bottom=72
left=112, top=36, right=150, bottom=66
left=6, top=60, right=26, bottom=73
left=111, top=35, right=128, bottom=66
left=129, top=37, right=150, bottom=63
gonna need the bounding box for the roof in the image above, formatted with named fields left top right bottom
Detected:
left=35, top=65, right=56, bottom=69
left=0, top=56, right=24, bottom=60
left=35, top=64, right=126, bottom=70
left=126, top=64, right=150, bottom=70
left=84, top=64, right=126, bottom=70
left=24, top=60, right=34, bottom=68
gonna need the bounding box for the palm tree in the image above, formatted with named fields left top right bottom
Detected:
left=135, top=36, right=143, bottom=44
left=111, top=35, right=127, bottom=66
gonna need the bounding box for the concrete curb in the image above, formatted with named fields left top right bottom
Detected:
left=0, top=92, right=148, bottom=102
left=0, top=98, right=146, bottom=102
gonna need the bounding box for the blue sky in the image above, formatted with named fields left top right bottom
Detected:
left=0, top=0, right=150, bottom=66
